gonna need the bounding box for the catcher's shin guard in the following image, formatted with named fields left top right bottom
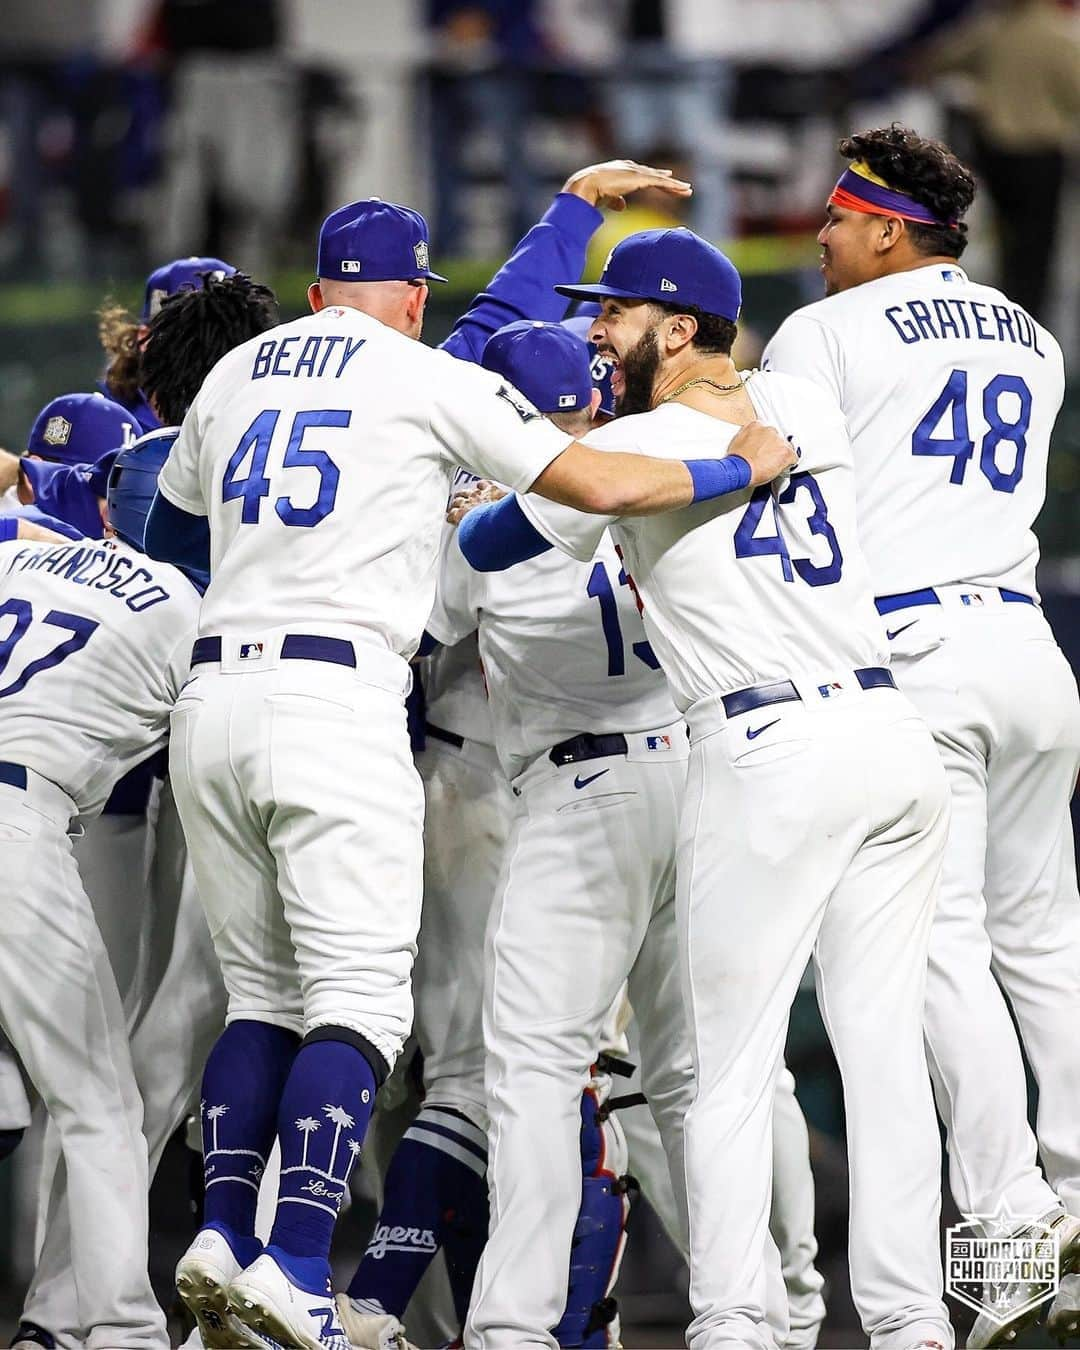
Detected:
left=554, top=1077, right=638, bottom=1348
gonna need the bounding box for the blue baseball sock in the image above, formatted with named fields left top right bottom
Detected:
left=200, top=1020, right=299, bottom=1236
left=347, top=1105, right=489, bottom=1324
left=270, top=1035, right=378, bottom=1260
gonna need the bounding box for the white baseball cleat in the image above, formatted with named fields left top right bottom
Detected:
left=334, top=1293, right=418, bottom=1349
left=176, top=1221, right=267, bottom=1350
left=966, top=1209, right=1080, bottom=1348
left=1047, top=1272, right=1080, bottom=1344
left=229, top=1247, right=350, bottom=1349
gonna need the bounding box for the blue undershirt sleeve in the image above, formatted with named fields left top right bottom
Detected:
left=457, top=495, right=553, bottom=572
left=144, top=491, right=211, bottom=577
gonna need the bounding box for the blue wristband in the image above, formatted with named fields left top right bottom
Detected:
left=684, top=456, right=752, bottom=503
left=0, top=517, right=17, bottom=543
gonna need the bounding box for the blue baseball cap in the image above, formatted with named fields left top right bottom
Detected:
left=27, top=393, right=137, bottom=468
left=555, top=227, right=742, bottom=321
left=561, top=315, right=616, bottom=419
left=20, top=459, right=106, bottom=539
left=143, top=256, right=237, bottom=320
left=317, top=199, right=447, bottom=284
left=482, top=321, right=593, bottom=415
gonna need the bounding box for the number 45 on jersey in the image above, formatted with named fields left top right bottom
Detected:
left=222, top=409, right=347, bottom=527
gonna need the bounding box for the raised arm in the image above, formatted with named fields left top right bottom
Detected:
left=441, top=161, right=692, bottom=363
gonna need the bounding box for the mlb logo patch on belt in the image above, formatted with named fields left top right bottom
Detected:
left=960, top=593, right=985, bottom=606
left=239, top=642, right=265, bottom=661
left=646, top=734, right=672, bottom=750
left=818, top=681, right=845, bottom=699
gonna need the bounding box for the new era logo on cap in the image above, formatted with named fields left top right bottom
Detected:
left=659, top=277, right=678, bottom=292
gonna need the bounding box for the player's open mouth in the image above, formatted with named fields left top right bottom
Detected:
left=603, top=352, right=624, bottom=397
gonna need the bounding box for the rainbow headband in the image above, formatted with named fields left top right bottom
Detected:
left=829, top=160, right=955, bottom=228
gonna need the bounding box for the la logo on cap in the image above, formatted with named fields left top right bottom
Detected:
left=414, top=240, right=430, bottom=271
left=43, top=416, right=72, bottom=446
left=659, top=277, right=678, bottom=292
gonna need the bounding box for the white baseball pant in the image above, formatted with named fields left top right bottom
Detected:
left=21, top=780, right=227, bottom=1348
left=0, top=769, right=166, bottom=1349
left=678, top=683, right=951, bottom=1350
left=889, top=591, right=1080, bottom=1217
left=168, top=633, right=423, bottom=1068
left=466, top=724, right=695, bottom=1349
left=413, top=733, right=514, bottom=1131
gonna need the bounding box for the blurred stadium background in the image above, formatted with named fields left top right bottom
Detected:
left=0, top=1, right=1076, bottom=1345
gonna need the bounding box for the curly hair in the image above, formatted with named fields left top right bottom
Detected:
left=98, top=303, right=142, bottom=404
left=139, top=272, right=279, bottom=425
left=838, top=124, right=977, bottom=259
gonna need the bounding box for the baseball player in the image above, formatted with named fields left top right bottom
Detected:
left=12, top=272, right=281, bottom=1350
left=762, top=125, right=1080, bottom=1346
left=336, top=162, right=694, bottom=1350
left=148, top=192, right=791, bottom=1350
left=99, top=256, right=237, bottom=433
left=0, top=436, right=207, bottom=1348
left=455, top=227, right=952, bottom=1350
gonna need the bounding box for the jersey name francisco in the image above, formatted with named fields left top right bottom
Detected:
left=4, top=541, right=172, bottom=612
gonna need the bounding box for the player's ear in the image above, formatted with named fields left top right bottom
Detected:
left=407, top=282, right=429, bottom=323
left=876, top=216, right=905, bottom=256
left=665, top=311, right=697, bottom=354
left=308, top=282, right=325, bottom=313
left=588, top=387, right=603, bottom=421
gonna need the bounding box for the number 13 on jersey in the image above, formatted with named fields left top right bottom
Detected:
left=222, top=408, right=348, bottom=527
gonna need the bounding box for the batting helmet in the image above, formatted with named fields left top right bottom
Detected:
left=106, top=428, right=177, bottom=551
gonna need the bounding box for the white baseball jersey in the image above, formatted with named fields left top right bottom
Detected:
left=0, top=537, right=198, bottom=815
left=422, top=468, right=497, bottom=747
left=158, top=306, right=573, bottom=659
left=519, top=372, right=887, bottom=711
left=428, top=523, right=679, bottom=778
left=762, top=263, right=1064, bottom=599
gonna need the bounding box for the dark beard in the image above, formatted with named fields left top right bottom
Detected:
left=616, top=327, right=661, bottom=416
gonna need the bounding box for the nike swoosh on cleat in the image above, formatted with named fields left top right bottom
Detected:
left=746, top=719, right=780, bottom=740
left=886, top=620, right=918, bottom=640
left=574, top=768, right=611, bottom=789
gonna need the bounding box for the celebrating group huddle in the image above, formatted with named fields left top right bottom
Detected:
left=0, top=125, right=1077, bottom=1350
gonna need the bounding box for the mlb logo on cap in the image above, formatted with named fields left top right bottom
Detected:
left=341, top=261, right=362, bottom=274
left=43, top=416, right=72, bottom=447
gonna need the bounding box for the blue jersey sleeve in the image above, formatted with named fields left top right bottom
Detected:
left=440, top=192, right=602, bottom=364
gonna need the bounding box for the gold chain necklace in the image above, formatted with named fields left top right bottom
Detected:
left=658, top=375, right=745, bottom=405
